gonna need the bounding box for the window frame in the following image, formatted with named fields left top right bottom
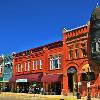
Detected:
left=40, top=59, right=42, bottom=69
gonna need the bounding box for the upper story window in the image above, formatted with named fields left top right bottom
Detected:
left=68, top=45, right=73, bottom=60
left=17, top=64, right=20, bottom=72
left=75, top=49, right=79, bottom=58
left=32, top=60, right=38, bottom=70
left=24, top=62, right=27, bottom=71
left=35, top=60, right=38, bottom=70
left=50, top=55, right=61, bottom=70
left=82, top=48, right=87, bottom=57
left=32, top=61, right=35, bottom=70
left=20, top=64, right=23, bottom=72
left=69, top=50, right=73, bottom=59
left=98, top=42, right=100, bottom=51
left=40, top=59, right=42, bottom=69
left=81, top=42, right=87, bottom=57
left=27, top=62, right=30, bottom=71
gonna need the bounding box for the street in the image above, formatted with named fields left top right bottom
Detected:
left=0, top=94, right=46, bottom=100
left=0, top=92, right=100, bottom=100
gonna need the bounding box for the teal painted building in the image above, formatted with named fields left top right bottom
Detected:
left=0, top=54, right=13, bottom=91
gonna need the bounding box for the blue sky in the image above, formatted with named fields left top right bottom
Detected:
left=0, top=0, right=99, bottom=54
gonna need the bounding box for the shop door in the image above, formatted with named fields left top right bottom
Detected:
left=67, top=67, right=78, bottom=96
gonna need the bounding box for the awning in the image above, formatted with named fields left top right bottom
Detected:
left=9, top=73, right=42, bottom=83
left=41, top=74, right=63, bottom=83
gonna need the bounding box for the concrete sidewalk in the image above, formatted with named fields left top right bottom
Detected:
left=0, top=92, right=99, bottom=100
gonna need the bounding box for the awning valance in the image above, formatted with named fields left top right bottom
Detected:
left=41, top=74, right=63, bottom=83
left=9, top=73, right=42, bottom=83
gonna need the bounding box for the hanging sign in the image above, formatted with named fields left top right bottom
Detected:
left=87, top=82, right=90, bottom=88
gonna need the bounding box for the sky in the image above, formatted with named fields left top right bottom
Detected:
left=0, top=0, right=99, bottom=55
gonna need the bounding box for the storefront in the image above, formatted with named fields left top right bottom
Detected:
left=41, top=74, right=63, bottom=95
left=9, top=73, right=43, bottom=93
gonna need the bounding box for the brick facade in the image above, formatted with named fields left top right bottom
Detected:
left=11, top=24, right=100, bottom=97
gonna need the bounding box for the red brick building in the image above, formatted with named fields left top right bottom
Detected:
left=10, top=24, right=100, bottom=97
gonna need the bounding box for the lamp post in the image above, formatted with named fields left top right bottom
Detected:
left=87, top=68, right=91, bottom=100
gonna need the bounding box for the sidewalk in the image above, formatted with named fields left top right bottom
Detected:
left=0, top=92, right=100, bottom=100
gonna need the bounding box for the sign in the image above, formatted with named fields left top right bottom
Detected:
left=87, top=82, right=90, bottom=88
left=16, top=79, right=27, bottom=83
left=78, top=82, right=81, bottom=85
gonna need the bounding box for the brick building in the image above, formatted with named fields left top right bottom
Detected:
left=9, top=23, right=100, bottom=97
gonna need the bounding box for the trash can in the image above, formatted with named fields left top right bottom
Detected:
left=77, top=92, right=81, bottom=99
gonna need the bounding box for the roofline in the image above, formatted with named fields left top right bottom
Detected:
left=66, top=24, right=88, bottom=33
left=14, top=40, right=63, bottom=55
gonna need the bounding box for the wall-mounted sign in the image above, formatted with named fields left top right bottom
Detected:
left=87, top=82, right=90, bottom=88
left=16, top=79, right=27, bottom=83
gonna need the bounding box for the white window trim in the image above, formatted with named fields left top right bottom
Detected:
left=50, top=58, right=52, bottom=70
left=24, top=62, right=27, bottom=71
left=20, top=64, right=23, bottom=72
left=57, top=57, right=60, bottom=69
left=18, top=64, right=20, bottom=72
left=27, top=62, right=30, bottom=71
left=40, top=59, right=42, bottom=69
left=32, top=61, right=35, bottom=70
left=35, top=60, right=38, bottom=70
left=50, top=57, right=61, bottom=70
